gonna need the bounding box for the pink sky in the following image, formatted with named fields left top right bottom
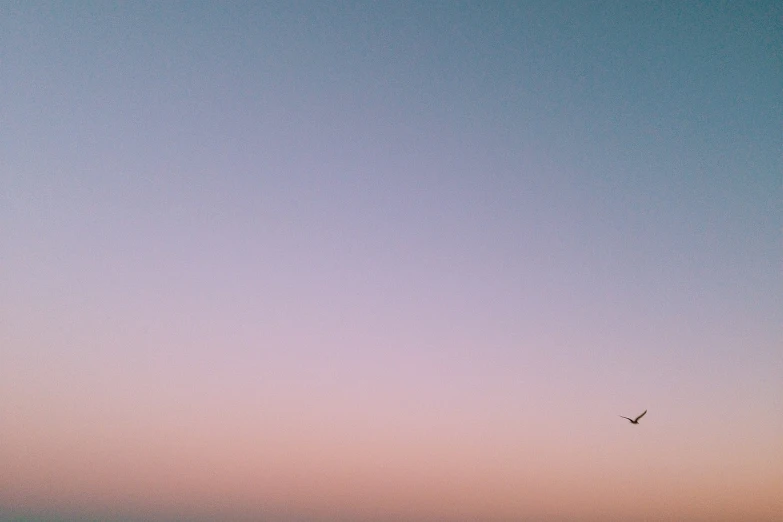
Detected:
left=2, top=2, right=781, bottom=520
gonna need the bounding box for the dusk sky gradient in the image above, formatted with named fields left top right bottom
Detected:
left=2, top=1, right=781, bottom=521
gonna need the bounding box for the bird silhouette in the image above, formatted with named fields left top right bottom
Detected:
left=619, top=410, right=647, bottom=424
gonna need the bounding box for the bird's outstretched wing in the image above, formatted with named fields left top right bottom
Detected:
left=634, top=410, right=647, bottom=422
left=619, top=416, right=633, bottom=422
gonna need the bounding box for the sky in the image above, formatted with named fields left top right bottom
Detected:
left=1, top=1, right=781, bottom=520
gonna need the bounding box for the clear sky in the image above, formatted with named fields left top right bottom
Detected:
left=1, top=1, right=781, bottom=521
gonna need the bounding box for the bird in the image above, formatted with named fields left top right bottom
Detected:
left=619, top=410, right=647, bottom=424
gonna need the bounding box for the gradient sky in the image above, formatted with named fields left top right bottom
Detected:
left=1, top=1, right=781, bottom=521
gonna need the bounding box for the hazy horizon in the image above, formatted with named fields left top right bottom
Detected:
left=2, top=1, right=781, bottom=521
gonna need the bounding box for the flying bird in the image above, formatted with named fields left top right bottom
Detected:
left=619, top=410, right=647, bottom=424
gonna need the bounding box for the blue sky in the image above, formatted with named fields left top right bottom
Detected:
left=2, top=2, right=781, bottom=520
